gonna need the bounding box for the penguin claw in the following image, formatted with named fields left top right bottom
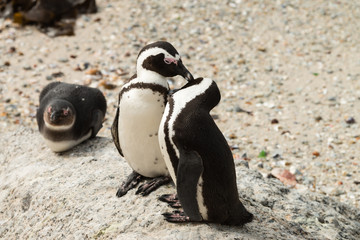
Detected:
left=136, top=176, right=171, bottom=196
left=116, top=171, right=144, bottom=197
left=159, top=194, right=182, bottom=208
left=162, top=210, right=190, bottom=223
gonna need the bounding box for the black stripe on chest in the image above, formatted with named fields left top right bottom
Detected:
left=119, top=82, right=168, bottom=104
left=163, top=98, right=180, bottom=173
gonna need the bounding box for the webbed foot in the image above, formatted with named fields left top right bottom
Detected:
left=116, top=171, right=144, bottom=197
left=159, top=193, right=182, bottom=208
left=135, top=176, right=172, bottom=196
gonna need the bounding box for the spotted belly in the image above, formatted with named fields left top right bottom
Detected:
left=118, top=88, right=168, bottom=177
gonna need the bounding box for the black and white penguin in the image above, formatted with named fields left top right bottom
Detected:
left=36, top=82, right=107, bottom=152
left=111, top=41, right=194, bottom=197
left=158, top=77, right=253, bottom=225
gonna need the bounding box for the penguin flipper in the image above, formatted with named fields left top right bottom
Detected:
left=176, top=149, right=203, bottom=222
left=91, top=109, right=104, bottom=137
left=111, top=95, right=123, bottom=157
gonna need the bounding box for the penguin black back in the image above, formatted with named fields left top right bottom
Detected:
left=160, top=78, right=253, bottom=225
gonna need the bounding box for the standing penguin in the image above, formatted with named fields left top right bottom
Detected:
left=36, top=82, right=107, bottom=152
left=158, top=78, right=253, bottom=225
left=111, top=41, right=194, bottom=197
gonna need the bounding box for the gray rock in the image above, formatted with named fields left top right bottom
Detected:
left=0, top=128, right=359, bottom=239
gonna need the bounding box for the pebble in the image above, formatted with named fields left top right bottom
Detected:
left=345, top=117, right=356, bottom=124
left=271, top=119, right=279, bottom=124
left=58, top=58, right=69, bottom=63
left=270, top=168, right=297, bottom=186
left=289, top=166, right=302, bottom=176
left=23, top=65, right=32, bottom=70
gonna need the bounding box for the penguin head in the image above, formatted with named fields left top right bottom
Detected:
left=136, top=41, right=194, bottom=81
left=43, top=99, right=76, bottom=130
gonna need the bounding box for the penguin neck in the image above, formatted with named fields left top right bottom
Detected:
left=135, top=68, right=169, bottom=88
left=173, top=78, right=219, bottom=111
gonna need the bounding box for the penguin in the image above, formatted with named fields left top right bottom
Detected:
left=111, top=41, right=194, bottom=197
left=158, top=77, right=253, bottom=225
left=36, top=82, right=107, bottom=152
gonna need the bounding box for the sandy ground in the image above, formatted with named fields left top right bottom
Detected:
left=0, top=0, right=359, bottom=234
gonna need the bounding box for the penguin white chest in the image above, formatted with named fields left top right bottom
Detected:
left=118, top=88, right=168, bottom=177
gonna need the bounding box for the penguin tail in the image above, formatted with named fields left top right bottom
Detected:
left=224, top=203, right=253, bottom=226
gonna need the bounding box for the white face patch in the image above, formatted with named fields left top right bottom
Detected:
left=137, top=47, right=180, bottom=73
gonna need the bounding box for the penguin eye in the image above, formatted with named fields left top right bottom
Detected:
left=164, top=58, right=178, bottom=66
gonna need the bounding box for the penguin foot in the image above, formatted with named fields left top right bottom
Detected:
left=162, top=210, right=190, bottom=223
left=159, top=194, right=182, bottom=208
left=116, top=171, right=144, bottom=197
left=135, top=176, right=172, bottom=196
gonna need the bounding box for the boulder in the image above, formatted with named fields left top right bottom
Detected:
left=0, top=128, right=359, bottom=239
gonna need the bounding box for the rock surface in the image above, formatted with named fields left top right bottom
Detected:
left=0, top=128, right=359, bottom=239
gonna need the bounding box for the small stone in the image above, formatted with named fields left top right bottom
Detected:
left=315, top=116, right=322, bottom=122
left=290, top=166, right=302, bottom=175
left=312, top=151, right=320, bottom=157
left=317, top=216, right=325, bottom=223
left=345, top=117, right=356, bottom=124
left=83, top=62, right=90, bottom=69
left=265, top=66, right=273, bottom=72
left=272, top=153, right=281, bottom=159
left=270, top=168, right=297, bottom=186
left=8, top=46, right=16, bottom=53
left=58, top=58, right=69, bottom=63
left=23, top=65, right=32, bottom=70
left=238, top=160, right=249, bottom=169
left=241, top=153, right=250, bottom=161
left=99, top=80, right=117, bottom=90
left=234, top=106, right=252, bottom=115
left=257, top=46, right=267, bottom=52
left=271, top=119, right=279, bottom=124
left=229, top=133, right=237, bottom=139
left=86, top=68, right=102, bottom=76
left=51, top=72, right=65, bottom=78
left=238, top=59, right=246, bottom=65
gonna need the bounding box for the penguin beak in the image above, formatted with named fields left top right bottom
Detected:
left=178, top=61, right=194, bottom=81
left=50, top=111, right=60, bottom=122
